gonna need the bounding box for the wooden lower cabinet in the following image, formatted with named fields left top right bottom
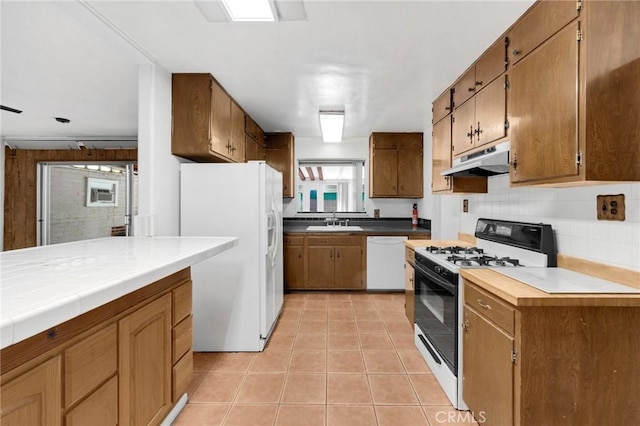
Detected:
left=284, top=234, right=365, bottom=290
left=119, top=294, right=172, bottom=426
left=65, top=376, right=118, bottom=426
left=0, top=269, right=194, bottom=426
left=463, top=280, right=640, bottom=426
left=0, top=356, right=62, bottom=426
left=284, top=236, right=305, bottom=289
left=404, top=261, right=415, bottom=327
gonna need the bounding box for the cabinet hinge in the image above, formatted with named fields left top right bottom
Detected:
left=576, top=0, right=582, bottom=11
left=577, top=29, right=583, bottom=41
left=452, top=115, right=455, bottom=124
left=511, top=349, right=517, bottom=363
left=505, top=78, right=509, bottom=90
left=576, top=151, right=583, bottom=165
left=504, top=120, right=509, bottom=130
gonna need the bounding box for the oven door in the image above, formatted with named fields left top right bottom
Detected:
left=414, top=262, right=458, bottom=374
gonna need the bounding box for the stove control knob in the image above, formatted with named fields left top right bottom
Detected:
left=435, top=266, right=442, bottom=274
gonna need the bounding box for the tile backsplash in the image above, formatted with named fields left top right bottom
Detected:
left=459, top=175, right=640, bottom=271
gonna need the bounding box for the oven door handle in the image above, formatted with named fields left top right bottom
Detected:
left=414, top=262, right=457, bottom=294
left=418, top=334, right=442, bottom=365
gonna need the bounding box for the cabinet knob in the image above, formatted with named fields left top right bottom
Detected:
left=512, top=49, right=521, bottom=56
left=445, top=106, right=451, bottom=111
left=475, top=81, right=483, bottom=86
left=468, top=87, right=475, bottom=92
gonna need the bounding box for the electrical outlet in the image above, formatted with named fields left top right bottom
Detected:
left=597, top=194, right=625, bottom=221
left=463, top=199, right=469, bottom=213
left=374, top=209, right=380, bottom=219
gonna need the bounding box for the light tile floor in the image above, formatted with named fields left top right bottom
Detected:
left=174, top=292, right=479, bottom=426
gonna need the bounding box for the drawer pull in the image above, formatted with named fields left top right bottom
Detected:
left=477, top=299, right=492, bottom=310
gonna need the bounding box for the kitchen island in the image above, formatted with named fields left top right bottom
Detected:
left=0, top=236, right=238, bottom=425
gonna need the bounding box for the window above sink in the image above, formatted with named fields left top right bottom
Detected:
left=296, top=160, right=365, bottom=214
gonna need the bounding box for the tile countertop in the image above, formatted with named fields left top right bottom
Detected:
left=461, top=268, right=640, bottom=307
left=0, top=236, right=238, bottom=349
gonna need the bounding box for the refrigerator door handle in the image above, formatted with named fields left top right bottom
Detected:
left=270, top=199, right=280, bottom=266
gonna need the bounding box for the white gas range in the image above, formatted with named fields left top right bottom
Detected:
left=412, top=218, right=556, bottom=410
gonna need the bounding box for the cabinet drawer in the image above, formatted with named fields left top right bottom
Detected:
left=64, top=323, right=117, bottom=408
left=405, top=247, right=415, bottom=265
left=308, top=236, right=362, bottom=246
left=172, top=351, right=193, bottom=402
left=172, top=315, right=193, bottom=364
left=65, top=375, right=118, bottom=426
left=465, top=283, right=514, bottom=335
left=172, top=281, right=192, bottom=326
left=284, top=235, right=304, bottom=246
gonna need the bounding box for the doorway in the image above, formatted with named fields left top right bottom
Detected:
left=37, top=162, right=137, bottom=245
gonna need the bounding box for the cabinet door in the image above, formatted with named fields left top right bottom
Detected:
left=306, top=247, right=334, bottom=289
left=452, top=98, right=475, bottom=157
left=334, top=246, right=363, bottom=289
left=171, top=74, right=211, bottom=159
left=508, top=1, right=579, bottom=66
left=210, top=80, right=231, bottom=158
left=119, top=294, right=172, bottom=426
left=230, top=101, right=245, bottom=162
left=244, top=135, right=258, bottom=162
left=65, top=375, right=117, bottom=426
left=404, top=262, right=415, bottom=326
left=509, top=22, right=579, bottom=183
left=463, top=306, right=513, bottom=426
left=284, top=245, right=305, bottom=289
left=266, top=148, right=293, bottom=197
left=370, top=148, right=398, bottom=197
left=475, top=38, right=506, bottom=91
left=431, top=117, right=452, bottom=192
left=453, top=67, right=476, bottom=107
left=474, top=75, right=507, bottom=148
left=398, top=147, right=423, bottom=197
left=432, top=89, right=452, bottom=124
left=0, top=356, right=61, bottom=426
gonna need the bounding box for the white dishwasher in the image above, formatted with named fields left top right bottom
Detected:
left=366, top=236, right=408, bottom=290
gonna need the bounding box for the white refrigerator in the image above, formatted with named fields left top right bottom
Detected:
left=180, top=161, right=283, bottom=351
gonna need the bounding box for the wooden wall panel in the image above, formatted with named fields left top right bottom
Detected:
left=3, top=147, right=137, bottom=251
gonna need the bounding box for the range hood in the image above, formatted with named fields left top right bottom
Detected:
left=441, top=141, right=510, bottom=177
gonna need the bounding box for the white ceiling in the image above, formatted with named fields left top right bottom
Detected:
left=1, top=0, right=535, bottom=146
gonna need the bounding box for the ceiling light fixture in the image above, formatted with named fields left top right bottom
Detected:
left=319, top=110, right=344, bottom=143
left=220, top=0, right=275, bottom=22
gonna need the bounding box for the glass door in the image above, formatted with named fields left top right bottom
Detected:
left=37, top=162, right=137, bottom=245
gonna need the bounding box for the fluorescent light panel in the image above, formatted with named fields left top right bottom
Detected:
left=320, top=111, right=344, bottom=143
left=221, top=0, right=275, bottom=22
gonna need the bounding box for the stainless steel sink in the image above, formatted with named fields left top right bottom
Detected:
left=306, top=225, right=363, bottom=231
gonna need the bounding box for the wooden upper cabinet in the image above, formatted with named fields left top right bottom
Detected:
left=432, top=89, right=452, bottom=124
left=432, top=117, right=452, bottom=192
left=508, top=0, right=578, bottom=66
left=453, top=68, right=476, bottom=108
left=508, top=1, right=640, bottom=185
left=245, top=115, right=258, bottom=140
left=369, top=133, right=423, bottom=198
left=230, top=100, right=245, bottom=162
left=451, top=99, right=475, bottom=157
left=265, top=132, right=295, bottom=198
left=475, top=38, right=507, bottom=93
left=211, top=80, right=231, bottom=159
left=474, top=75, right=507, bottom=148
left=0, top=356, right=62, bottom=426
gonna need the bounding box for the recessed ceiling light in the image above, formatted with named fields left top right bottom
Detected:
left=220, top=0, right=275, bottom=22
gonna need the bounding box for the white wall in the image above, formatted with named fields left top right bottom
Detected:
left=437, top=174, right=640, bottom=271
left=284, top=137, right=420, bottom=219
left=136, top=63, right=185, bottom=236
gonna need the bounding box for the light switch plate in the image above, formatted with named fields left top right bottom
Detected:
left=597, top=194, right=625, bottom=221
